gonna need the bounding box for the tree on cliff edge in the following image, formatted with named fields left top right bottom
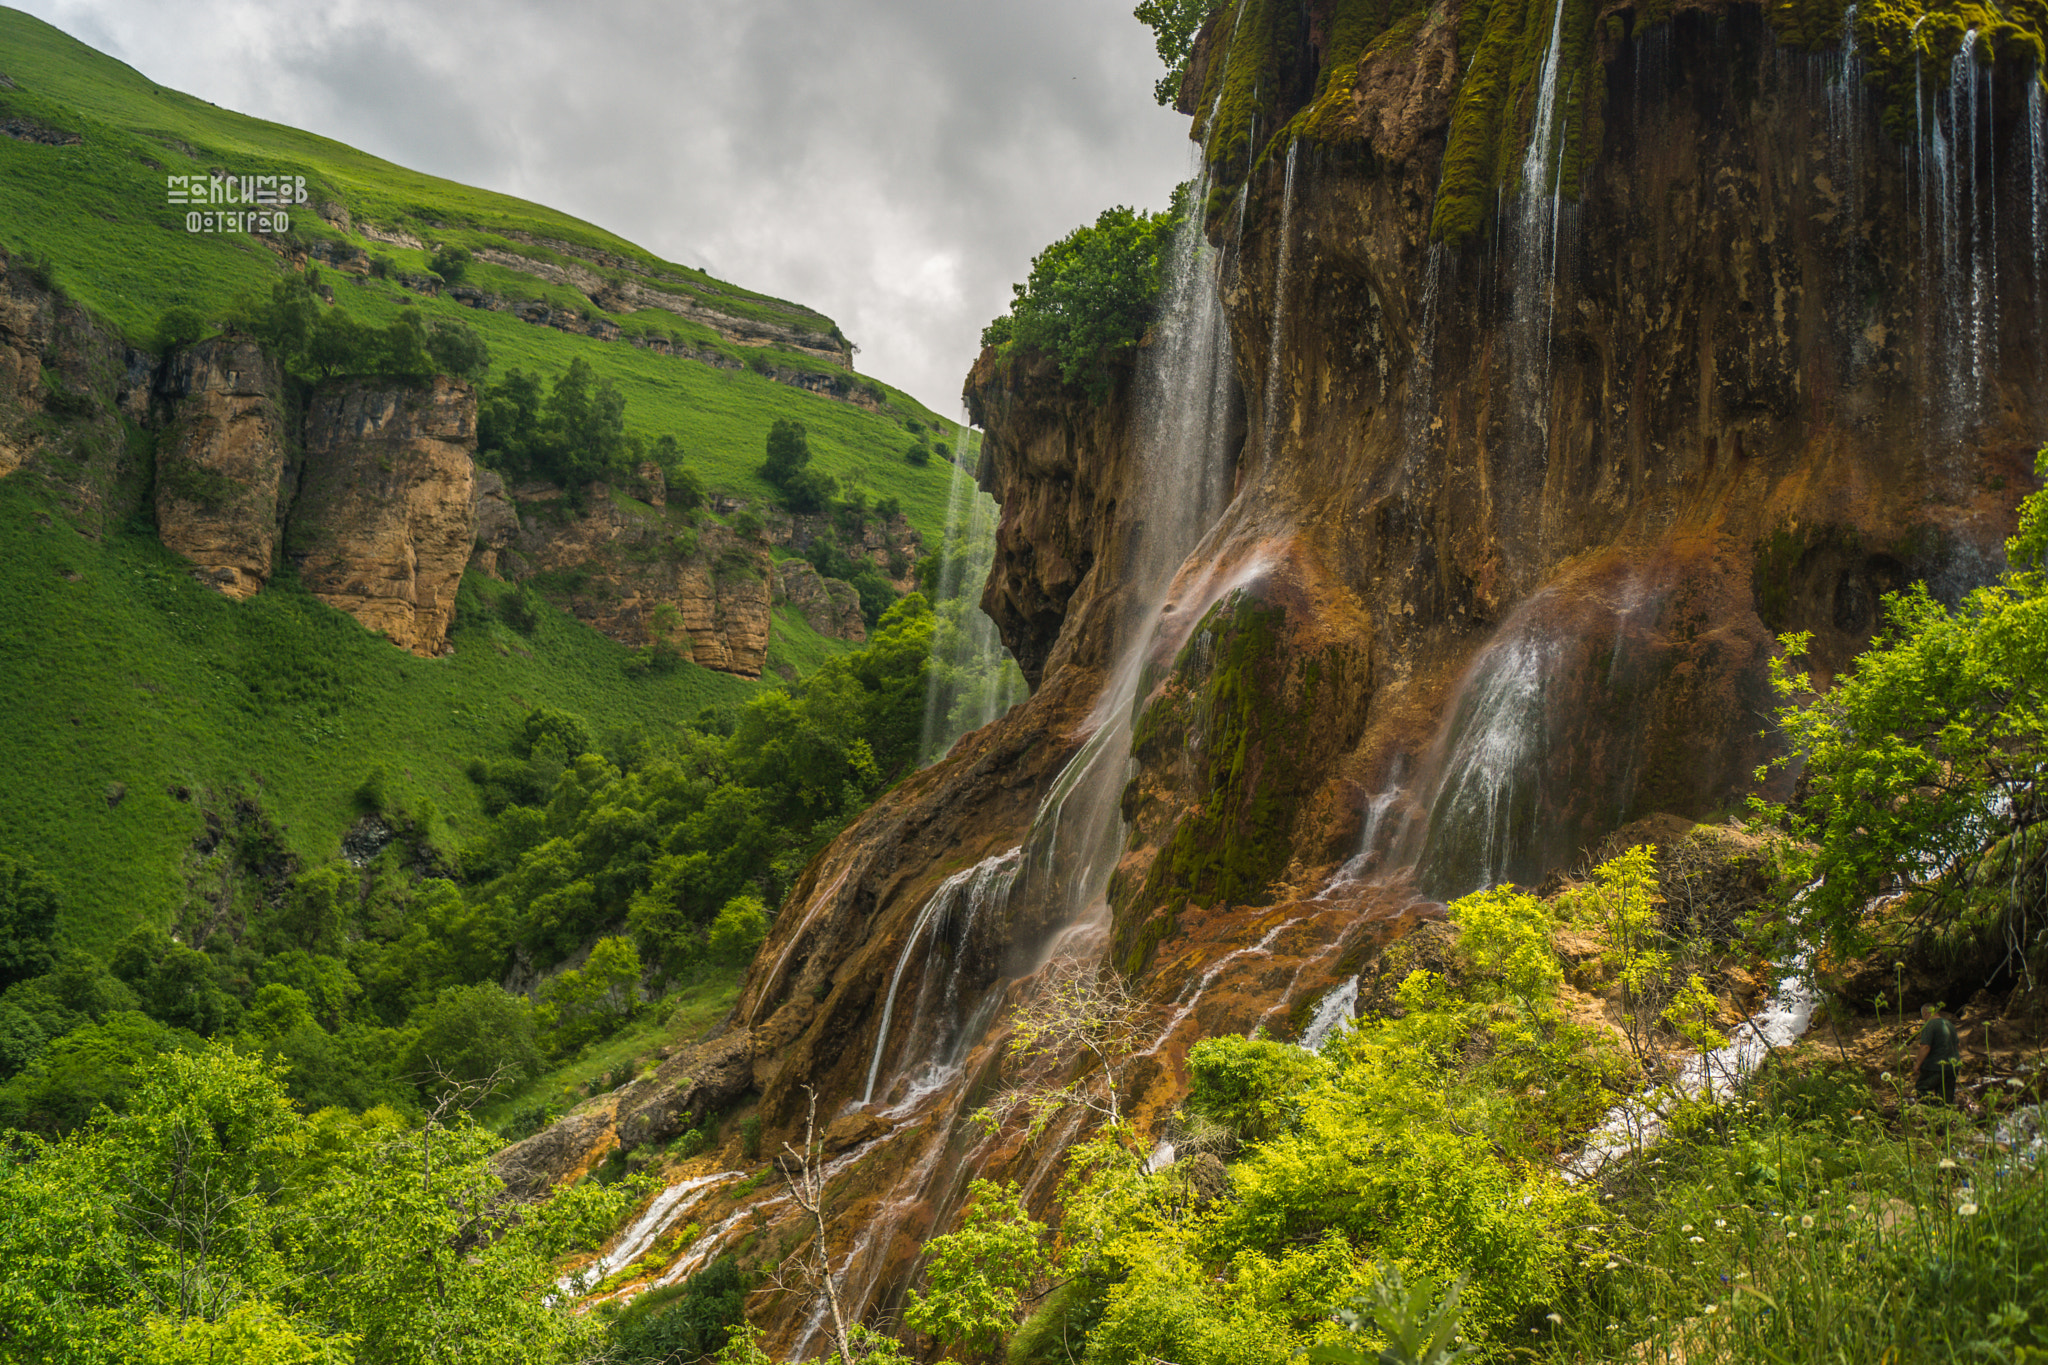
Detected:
left=759, top=417, right=836, bottom=513
left=1762, top=448, right=2048, bottom=979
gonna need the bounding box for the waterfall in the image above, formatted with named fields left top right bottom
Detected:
left=1508, top=0, right=1571, bottom=453
left=860, top=846, right=1022, bottom=1106
left=918, top=423, right=1026, bottom=766
left=1012, top=158, right=1242, bottom=937
left=1261, top=140, right=1299, bottom=468
left=1298, top=976, right=1360, bottom=1050
left=1922, top=28, right=1996, bottom=442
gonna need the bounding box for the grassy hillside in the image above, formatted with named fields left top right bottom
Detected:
left=0, top=473, right=761, bottom=951
left=0, top=5, right=971, bottom=544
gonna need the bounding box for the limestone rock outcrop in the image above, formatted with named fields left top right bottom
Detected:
left=773, top=558, right=866, bottom=642
left=614, top=1029, right=754, bottom=1150
left=153, top=338, right=286, bottom=599
left=292, top=377, right=478, bottom=656
left=494, top=484, right=774, bottom=677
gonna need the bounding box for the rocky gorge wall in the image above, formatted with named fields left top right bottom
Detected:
left=0, top=279, right=893, bottom=671
left=574, top=0, right=2048, bottom=1351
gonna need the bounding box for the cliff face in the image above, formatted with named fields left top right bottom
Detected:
left=292, top=378, right=479, bottom=656
left=0, top=251, right=152, bottom=532
left=696, top=0, right=2047, bottom=1350
left=154, top=338, right=287, bottom=600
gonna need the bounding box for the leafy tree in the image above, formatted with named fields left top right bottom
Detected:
left=0, top=852, right=60, bottom=989
left=904, top=1180, right=1051, bottom=1356
left=404, top=983, right=542, bottom=1100
left=975, top=958, right=1151, bottom=1137
left=477, top=361, right=631, bottom=487
left=1184, top=1034, right=1331, bottom=1144
left=1134, top=0, right=1215, bottom=106
left=429, top=244, right=473, bottom=285
left=609, top=1256, right=751, bottom=1365
left=536, top=935, right=641, bottom=1052
left=155, top=305, right=210, bottom=353
left=983, top=200, right=1183, bottom=399
left=1760, top=450, right=2048, bottom=975
left=0, top=1010, right=199, bottom=1135
left=707, top=894, right=769, bottom=965
left=761, top=418, right=837, bottom=512
left=0, top=1045, right=628, bottom=1362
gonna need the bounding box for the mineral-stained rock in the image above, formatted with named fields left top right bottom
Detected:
left=292, top=377, right=478, bottom=656
left=494, top=1110, right=618, bottom=1201
left=503, top=486, right=774, bottom=677
left=153, top=337, right=286, bottom=599
left=614, top=1029, right=754, bottom=1151
left=773, top=558, right=866, bottom=642
left=820, top=1110, right=888, bottom=1155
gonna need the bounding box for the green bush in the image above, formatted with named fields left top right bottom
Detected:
left=982, top=197, right=1184, bottom=399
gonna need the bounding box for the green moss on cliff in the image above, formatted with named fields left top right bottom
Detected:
left=1130, top=595, right=1312, bottom=929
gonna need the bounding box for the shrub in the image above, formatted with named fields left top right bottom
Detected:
left=429, top=244, right=473, bottom=285
left=707, top=896, right=768, bottom=966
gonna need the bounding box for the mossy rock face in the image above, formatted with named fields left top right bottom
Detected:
left=1186, top=0, right=2046, bottom=245
left=1113, top=588, right=1360, bottom=969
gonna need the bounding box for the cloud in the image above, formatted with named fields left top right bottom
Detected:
left=18, top=0, right=1194, bottom=413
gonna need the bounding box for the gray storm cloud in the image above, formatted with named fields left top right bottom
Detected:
left=18, top=0, right=1194, bottom=414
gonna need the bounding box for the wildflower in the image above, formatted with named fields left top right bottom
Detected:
left=1801, top=1215, right=1815, bottom=1229
left=1689, top=1236, right=1705, bottom=1244
left=1958, top=1202, right=1979, bottom=1216
left=1547, top=1314, right=1562, bottom=1325
left=1720, top=1274, right=1731, bottom=1286
left=1715, top=1218, right=1727, bottom=1228
left=1705, top=1305, right=1720, bottom=1316
left=1787, top=1231, right=1798, bottom=1240
left=1606, top=1323, right=1618, bottom=1332
left=1681, top=1224, right=1694, bottom=1233
left=1939, top=1158, right=1958, bottom=1170
left=1522, top=1195, right=1532, bottom=1206
left=1881, top=1072, right=1892, bottom=1082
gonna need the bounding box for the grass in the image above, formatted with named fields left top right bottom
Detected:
left=1540, top=1068, right=2048, bottom=1363
left=0, top=474, right=757, bottom=954
left=477, top=969, right=746, bottom=1136
left=763, top=603, right=859, bottom=679
left=0, top=5, right=971, bottom=547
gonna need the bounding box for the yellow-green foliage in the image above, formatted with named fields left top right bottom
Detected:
left=1820, top=0, right=2048, bottom=142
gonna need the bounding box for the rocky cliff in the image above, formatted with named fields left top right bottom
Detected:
left=291, top=377, right=480, bottom=656
left=153, top=338, right=287, bottom=600
left=589, top=0, right=2048, bottom=1351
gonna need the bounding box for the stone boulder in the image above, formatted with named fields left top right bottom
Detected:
left=494, top=1110, right=617, bottom=1201
left=614, top=1029, right=754, bottom=1151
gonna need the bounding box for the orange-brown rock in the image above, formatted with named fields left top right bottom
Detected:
left=292, top=377, right=478, bottom=656
left=773, top=558, right=865, bottom=642
left=153, top=337, right=286, bottom=599
left=496, top=484, right=773, bottom=677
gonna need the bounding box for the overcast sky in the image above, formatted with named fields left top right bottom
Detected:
left=18, top=0, right=1194, bottom=415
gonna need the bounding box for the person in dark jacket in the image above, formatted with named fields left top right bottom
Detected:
left=1911, top=1002, right=1961, bottom=1104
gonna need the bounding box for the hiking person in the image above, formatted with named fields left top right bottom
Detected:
left=1910, top=1002, right=1961, bottom=1104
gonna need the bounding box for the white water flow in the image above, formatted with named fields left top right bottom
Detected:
left=560, top=1170, right=743, bottom=1293
left=1507, top=0, right=1570, bottom=450
left=1261, top=139, right=1300, bottom=468
left=1140, top=916, right=1303, bottom=1056
left=918, top=423, right=1026, bottom=765
left=1011, top=157, right=1241, bottom=938
left=790, top=153, right=1243, bottom=1353
left=2032, top=73, right=2046, bottom=381
left=1562, top=961, right=1816, bottom=1181
left=1924, top=29, right=1997, bottom=442
left=1298, top=975, right=1360, bottom=1050
left=860, top=846, right=1022, bottom=1104
left=1825, top=6, right=1864, bottom=212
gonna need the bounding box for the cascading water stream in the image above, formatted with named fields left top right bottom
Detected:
left=787, top=148, right=1245, bottom=1358
left=860, top=846, right=1021, bottom=1105
left=1507, top=0, right=1570, bottom=452
left=1261, top=139, right=1299, bottom=468
left=918, top=424, right=1026, bottom=765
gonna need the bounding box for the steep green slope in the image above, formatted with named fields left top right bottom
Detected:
left=0, top=5, right=969, bottom=541
left=0, top=473, right=758, bottom=952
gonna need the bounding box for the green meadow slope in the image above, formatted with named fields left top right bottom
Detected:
left=0, top=6, right=975, bottom=948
